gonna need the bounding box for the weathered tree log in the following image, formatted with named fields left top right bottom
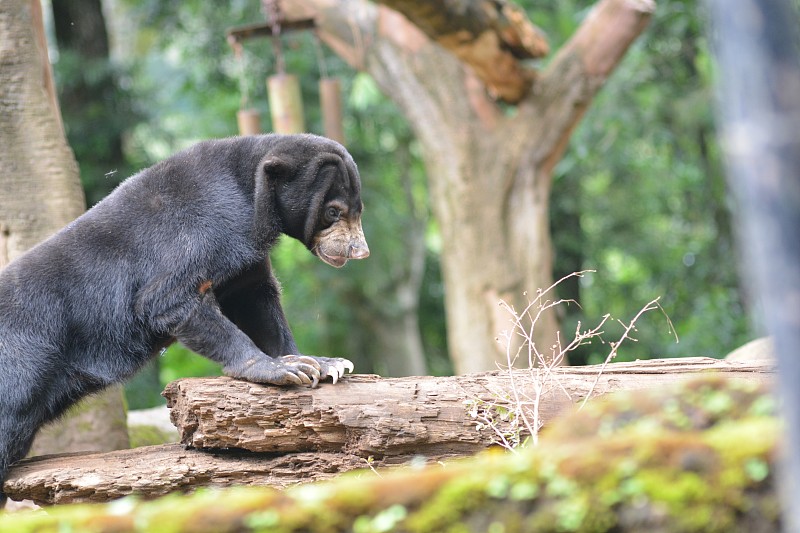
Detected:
left=165, top=357, right=774, bottom=456
left=3, top=358, right=774, bottom=505
left=3, top=445, right=411, bottom=505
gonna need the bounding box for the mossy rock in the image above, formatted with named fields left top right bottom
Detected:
left=0, top=377, right=781, bottom=532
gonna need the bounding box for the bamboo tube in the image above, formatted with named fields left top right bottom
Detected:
left=267, top=74, right=305, bottom=134
left=236, top=109, right=262, bottom=136
left=319, top=78, right=345, bottom=145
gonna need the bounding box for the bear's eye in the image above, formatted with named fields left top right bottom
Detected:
left=325, top=206, right=341, bottom=222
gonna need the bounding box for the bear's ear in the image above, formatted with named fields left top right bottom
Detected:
left=262, top=156, right=294, bottom=181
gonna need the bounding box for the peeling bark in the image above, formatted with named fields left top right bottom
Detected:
left=374, top=0, right=549, bottom=102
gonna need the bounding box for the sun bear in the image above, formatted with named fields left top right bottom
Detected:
left=0, top=134, right=369, bottom=503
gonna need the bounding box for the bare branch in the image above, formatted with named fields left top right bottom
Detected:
left=580, top=297, right=675, bottom=409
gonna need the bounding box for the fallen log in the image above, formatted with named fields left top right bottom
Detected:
left=164, top=357, right=774, bottom=456
left=3, top=445, right=440, bottom=505
left=4, top=357, right=774, bottom=504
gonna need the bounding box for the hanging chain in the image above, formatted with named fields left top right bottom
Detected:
left=227, top=35, right=250, bottom=110
left=262, top=0, right=285, bottom=75
left=313, top=30, right=329, bottom=80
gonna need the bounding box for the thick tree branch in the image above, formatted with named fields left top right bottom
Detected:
left=3, top=445, right=393, bottom=504
left=373, top=0, right=548, bottom=102
left=560, top=0, right=655, bottom=79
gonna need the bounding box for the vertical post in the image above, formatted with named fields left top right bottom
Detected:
left=707, top=1, right=800, bottom=530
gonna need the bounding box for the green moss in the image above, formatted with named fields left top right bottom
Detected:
left=404, top=472, right=489, bottom=532
left=638, top=469, right=709, bottom=505
left=509, top=481, right=539, bottom=501
left=555, top=495, right=589, bottom=531
left=353, top=505, right=408, bottom=533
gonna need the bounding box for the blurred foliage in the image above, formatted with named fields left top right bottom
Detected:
left=49, top=0, right=755, bottom=406
left=46, top=0, right=138, bottom=205
left=538, top=0, right=755, bottom=363
left=53, top=48, right=138, bottom=204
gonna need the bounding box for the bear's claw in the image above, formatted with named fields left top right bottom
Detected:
left=227, top=354, right=353, bottom=388
left=306, top=355, right=354, bottom=386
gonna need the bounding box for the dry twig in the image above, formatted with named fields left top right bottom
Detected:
left=468, top=271, right=675, bottom=449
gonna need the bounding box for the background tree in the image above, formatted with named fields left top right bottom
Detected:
left=708, top=0, right=800, bottom=527
left=282, top=0, right=654, bottom=372
left=0, top=0, right=128, bottom=460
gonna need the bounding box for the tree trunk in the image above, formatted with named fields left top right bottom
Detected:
left=355, top=300, right=428, bottom=377
left=27, top=386, right=130, bottom=457
left=0, top=0, right=128, bottom=465
left=286, top=0, right=654, bottom=373
left=0, top=0, right=84, bottom=256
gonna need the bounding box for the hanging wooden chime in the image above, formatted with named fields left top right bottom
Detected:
left=264, top=0, right=305, bottom=135
left=227, top=2, right=345, bottom=143
left=236, top=108, right=262, bottom=136
left=229, top=35, right=262, bottom=136
left=319, top=77, right=344, bottom=144
left=313, top=32, right=344, bottom=145
left=267, top=72, right=305, bottom=135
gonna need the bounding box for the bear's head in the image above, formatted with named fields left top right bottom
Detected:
left=261, top=134, right=369, bottom=268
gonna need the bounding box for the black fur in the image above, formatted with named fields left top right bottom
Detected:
left=0, top=134, right=367, bottom=502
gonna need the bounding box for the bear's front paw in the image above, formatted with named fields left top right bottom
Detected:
left=225, top=355, right=354, bottom=387
left=226, top=355, right=322, bottom=387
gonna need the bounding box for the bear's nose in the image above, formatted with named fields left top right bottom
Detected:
left=349, top=241, right=370, bottom=260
